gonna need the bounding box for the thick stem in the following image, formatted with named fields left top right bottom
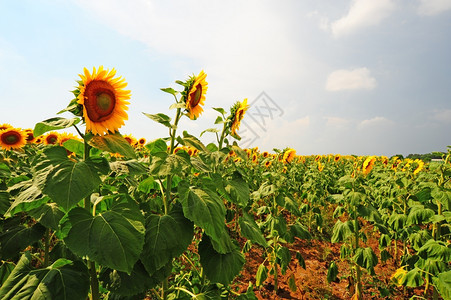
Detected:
left=43, top=227, right=50, bottom=267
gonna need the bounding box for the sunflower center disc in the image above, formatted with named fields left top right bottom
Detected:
left=84, top=80, right=116, bottom=122
left=191, top=84, right=202, bottom=107
left=3, top=133, right=19, bottom=145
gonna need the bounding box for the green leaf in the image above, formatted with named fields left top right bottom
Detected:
left=331, top=220, right=354, bottom=243
left=110, top=160, right=147, bottom=176
left=138, top=176, right=156, bottom=193
left=62, top=139, right=85, bottom=157
left=0, top=220, right=46, bottom=259
left=168, top=102, right=186, bottom=109
left=0, top=261, right=15, bottom=286
left=178, top=181, right=227, bottom=243
left=290, top=222, right=312, bottom=240
left=62, top=202, right=145, bottom=273
left=0, top=253, right=89, bottom=300
left=198, top=236, right=245, bottom=285
left=433, top=270, right=451, bottom=300
left=144, top=138, right=168, bottom=155
left=255, top=263, right=268, bottom=287
left=33, top=117, right=80, bottom=137
left=327, top=261, right=339, bottom=283
left=140, top=210, right=194, bottom=273
left=0, top=162, right=11, bottom=178
left=5, top=180, right=49, bottom=217
left=296, top=252, right=306, bottom=269
left=161, top=87, right=178, bottom=96
left=277, top=246, right=291, bottom=274
left=402, top=267, right=425, bottom=287
left=417, top=239, right=451, bottom=261
left=181, top=131, right=207, bottom=151
left=29, top=203, right=65, bottom=231
left=88, top=132, right=136, bottom=159
left=142, top=112, right=174, bottom=129
left=357, top=204, right=382, bottom=223
left=99, top=260, right=163, bottom=296
left=353, top=247, right=378, bottom=274
left=239, top=213, right=267, bottom=247
left=149, top=152, right=191, bottom=177
left=407, top=205, right=435, bottom=225
left=288, top=273, right=297, bottom=292
left=432, top=188, right=451, bottom=211
left=34, top=147, right=102, bottom=211
left=224, top=172, right=250, bottom=207
left=212, top=107, right=226, bottom=115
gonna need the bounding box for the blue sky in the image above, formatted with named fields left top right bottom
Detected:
left=1, top=0, right=450, bottom=156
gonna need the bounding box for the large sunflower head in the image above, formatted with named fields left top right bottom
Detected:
left=0, top=123, right=12, bottom=131
left=184, top=70, right=208, bottom=120
left=0, top=128, right=27, bottom=150
left=229, top=98, right=249, bottom=139
left=362, top=156, right=376, bottom=175
left=77, top=66, right=131, bottom=135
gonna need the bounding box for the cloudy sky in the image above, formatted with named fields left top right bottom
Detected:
left=1, top=0, right=450, bottom=156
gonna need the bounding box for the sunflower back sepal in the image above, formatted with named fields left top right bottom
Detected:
left=33, top=117, right=81, bottom=137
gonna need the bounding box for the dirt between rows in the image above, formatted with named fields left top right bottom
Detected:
left=231, top=237, right=429, bottom=299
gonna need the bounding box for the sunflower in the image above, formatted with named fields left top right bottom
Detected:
left=362, top=156, right=376, bottom=175
left=0, top=123, right=12, bottom=131
left=318, top=161, right=324, bottom=172
left=229, top=98, right=249, bottom=138
left=123, top=134, right=137, bottom=146
left=59, top=132, right=79, bottom=145
left=262, top=151, right=269, bottom=158
left=413, top=159, right=424, bottom=175
left=283, top=148, right=296, bottom=164
left=334, top=154, right=340, bottom=162
left=265, top=160, right=272, bottom=168
left=252, top=153, right=258, bottom=163
left=185, top=70, right=208, bottom=120
left=77, top=66, right=131, bottom=135
left=44, top=132, right=60, bottom=145
left=0, top=128, right=27, bottom=150
left=137, top=138, right=146, bottom=147
left=24, top=129, right=36, bottom=143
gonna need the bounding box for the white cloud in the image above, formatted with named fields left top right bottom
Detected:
left=326, top=68, right=376, bottom=91
left=331, top=0, right=396, bottom=38
left=417, top=0, right=451, bottom=16
left=433, top=109, right=451, bottom=123
left=358, top=116, right=394, bottom=129
left=324, top=116, right=351, bottom=128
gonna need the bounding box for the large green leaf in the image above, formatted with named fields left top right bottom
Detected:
left=417, top=239, right=451, bottom=261
left=353, top=247, right=378, bottom=274
left=110, top=160, right=147, bottom=176
left=144, top=138, right=168, bottom=155
left=33, top=117, right=80, bottom=137
left=239, top=213, right=267, bottom=247
left=61, top=202, right=145, bottom=274
left=178, top=181, right=226, bottom=243
left=5, top=180, right=49, bottom=217
left=0, top=219, right=46, bottom=259
left=433, top=270, right=451, bottom=300
left=88, top=132, right=136, bottom=159
left=331, top=220, right=354, bottom=243
left=149, top=152, right=191, bottom=177
left=289, top=222, right=312, bottom=240
left=198, top=236, right=245, bottom=285
left=224, top=172, right=249, bottom=207
left=407, top=205, right=434, bottom=225
left=34, top=147, right=102, bottom=211
left=140, top=210, right=193, bottom=273
left=142, top=112, right=174, bottom=129
left=0, top=253, right=89, bottom=300
left=29, top=203, right=65, bottom=231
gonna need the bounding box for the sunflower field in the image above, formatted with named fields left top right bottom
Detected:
left=0, top=67, right=450, bottom=300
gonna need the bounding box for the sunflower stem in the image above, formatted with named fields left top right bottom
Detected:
left=43, top=227, right=50, bottom=268
left=218, top=122, right=228, bottom=150
left=83, top=139, right=99, bottom=300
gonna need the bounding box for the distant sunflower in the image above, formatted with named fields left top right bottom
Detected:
left=123, top=134, right=137, bottom=146
left=362, top=156, right=376, bottom=175
left=77, top=66, right=131, bottom=135
left=137, top=138, right=146, bottom=147
left=283, top=148, right=296, bottom=164
left=265, top=160, right=272, bottom=168
left=24, top=129, right=36, bottom=143
left=44, top=132, right=60, bottom=145
left=334, top=154, right=340, bottom=162
left=59, top=132, right=79, bottom=145
left=262, top=151, right=269, bottom=158
left=252, top=153, right=258, bottom=163
left=185, top=70, right=208, bottom=120
left=229, top=98, right=249, bottom=138
left=413, top=159, right=424, bottom=175
left=318, top=161, right=324, bottom=172
left=0, top=128, right=27, bottom=150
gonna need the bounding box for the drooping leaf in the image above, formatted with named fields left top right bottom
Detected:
left=353, top=247, right=378, bottom=274
left=88, top=132, right=136, bottom=159
left=327, top=261, right=339, bottom=283
left=5, top=180, right=49, bottom=217
left=0, top=253, right=89, bottom=300
left=149, top=152, right=191, bottom=177
left=224, top=172, right=249, bottom=207
left=433, top=270, right=451, bottom=300
left=142, top=112, right=174, bottom=129
left=110, top=160, right=147, bottom=176
left=33, top=117, right=80, bottom=137
left=277, top=246, right=291, bottom=274
left=29, top=202, right=65, bottom=231
left=61, top=202, right=145, bottom=274
left=255, top=263, right=268, bottom=287
left=290, top=222, right=312, bottom=240
left=239, top=213, right=267, bottom=247
left=198, top=236, right=245, bottom=285
left=144, top=138, right=168, bottom=155
left=407, top=205, right=434, bottom=225
left=331, top=220, right=354, bottom=243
